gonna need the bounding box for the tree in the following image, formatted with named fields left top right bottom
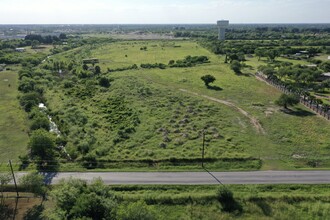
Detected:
left=255, top=48, right=266, bottom=61
left=50, top=178, right=117, bottom=220
left=99, top=77, right=111, bottom=88
left=266, top=49, right=280, bottom=62
left=29, top=129, right=56, bottom=162
left=230, top=60, right=242, bottom=74
left=30, top=115, right=50, bottom=131
left=320, top=61, right=330, bottom=72
left=201, top=74, right=216, bottom=87
left=19, top=172, right=46, bottom=198
left=82, top=64, right=88, bottom=71
left=0, top=173, right=12, bottom=204
left=19, top=92, right=42, bottom=112
left=95, top=65, right=101, bottom=74
left=275, top=94, right=300, bottom=109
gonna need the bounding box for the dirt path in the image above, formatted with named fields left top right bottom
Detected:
left=179, top=89, right=266, bottom=134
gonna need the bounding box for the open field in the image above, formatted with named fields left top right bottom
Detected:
left=0, top=68, right=29, bottom=162
left=35, top=39, right=330, bottom=170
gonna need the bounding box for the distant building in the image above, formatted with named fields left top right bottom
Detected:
left=15, top=48, right=25, bottom=52
left=217, top=20, right=229, bottom=41
left=328, top=56, right=330, bottom=60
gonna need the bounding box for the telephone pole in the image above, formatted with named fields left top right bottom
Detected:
left=202, top=131, right=205, bottom=168
left=9, top=160, right=19, bottom=198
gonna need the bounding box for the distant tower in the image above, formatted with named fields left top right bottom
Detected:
left=217, top=20, right=229, bottom=40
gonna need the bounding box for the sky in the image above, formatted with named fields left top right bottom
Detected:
left=0, top=0, right=329, bottom=24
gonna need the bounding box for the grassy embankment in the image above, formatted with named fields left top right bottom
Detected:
left=3, top=184, right=330, bottom=219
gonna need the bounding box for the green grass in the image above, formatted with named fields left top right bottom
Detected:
left=108, top=184, right=330, bottom=219
left=12, top=39, right=330, bottom=170
left=0, top=68, right=29, bottom=161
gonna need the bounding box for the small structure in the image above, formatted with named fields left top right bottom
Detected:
left=217, top=20, right=229, bottom=40
left=83, top=58, right=99, bottom=64
left=15, top=48, right=25, bottom=52
left=328, top=56, right=330, bottom=60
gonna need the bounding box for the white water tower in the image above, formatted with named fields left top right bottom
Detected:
left=217, top=20, right=229, bottom=40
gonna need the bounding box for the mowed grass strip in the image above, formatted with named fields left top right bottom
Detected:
left=0, top=70, right=29, bottom=161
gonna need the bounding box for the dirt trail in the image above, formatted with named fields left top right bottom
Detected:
left=179, top=89, right=266, bottom=134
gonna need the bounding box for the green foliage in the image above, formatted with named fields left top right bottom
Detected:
left=19, top=92, right=43, bottom=112
left=23, top=205, right=44, bottom=220
left=0, top=173, right=12, bottom=204
left=29, top=129, right=56, bottom=161
left=99, top=77, right=111, bottom=88
left=320, top=61, right=330, bottom=72
left=140, top=63, right=166, bottom=69
left=50, top=178, right=117, bottom=220
left=18, top=77, right=36, bottom=93
left=94, top=65, right=101, bottom=74
left=275, top=94, right=300, bottom=109
left=19, top=172, right=47, bottom=197
left=201, top=74, right=216, bottom=87
left=230, top=60, right=242, bottom=74
left=118, top=200, right=157, bottom=220
left=30, top=114, right=50, bottom=131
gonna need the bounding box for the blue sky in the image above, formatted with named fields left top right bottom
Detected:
left=1, top=0, right=329, bottom=24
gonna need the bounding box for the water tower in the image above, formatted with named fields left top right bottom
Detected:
left=217, top=20, right=229, bottom=40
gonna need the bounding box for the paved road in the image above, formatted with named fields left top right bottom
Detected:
left=14, top=171, right=330, bottom=185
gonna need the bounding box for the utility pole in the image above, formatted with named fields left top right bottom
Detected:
left=9, top=160, right=19, bottom=198
left=202, top=130, right=205, bottom=168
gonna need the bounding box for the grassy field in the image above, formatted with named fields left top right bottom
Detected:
left=4, top=184, right=330, bottom=219
left=114, top=184, right=330, bottom=219
left=0, top=67, right=29, bottom=162
left=37, top=39, right=330, bottom=170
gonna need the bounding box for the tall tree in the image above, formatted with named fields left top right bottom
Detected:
left=201, top=74, right=216, bottom=87
left=275, top=94, right=300, bottom=109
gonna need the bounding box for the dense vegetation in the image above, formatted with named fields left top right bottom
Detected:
left=2, top=173, right=330, bottom=220
left=0, top=24, right=330, bottom=172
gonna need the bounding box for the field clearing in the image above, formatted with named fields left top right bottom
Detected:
left=0, top=70, right=29, bottom=161
left=41, top=40, right=330, bottom=170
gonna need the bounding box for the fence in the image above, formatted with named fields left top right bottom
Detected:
left=256, top=72, right=330, bottom=120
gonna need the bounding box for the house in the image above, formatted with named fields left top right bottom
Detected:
left=15, top=48, right=25, bottom=52
left=328, top=56, right=330, bottom=60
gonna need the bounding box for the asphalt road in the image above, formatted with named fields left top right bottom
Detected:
left=14, top=171, right=330, bottom=185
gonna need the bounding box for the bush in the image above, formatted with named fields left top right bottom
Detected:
left=99, top=77, right=111, bottom=88
left=275, top=94, right=300, bottom=109
left=230, top=60, right=242, bottom=74
left=118, top=200, right=157, bottom=220
left=30, top=115, right=50, bottom=131
left=201, top=74, right=216, bottom=87
left=19, top=92, right=43, bottom=112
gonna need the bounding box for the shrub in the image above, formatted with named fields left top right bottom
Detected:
left=201, top=74, right=216, bottom=87
left=99, top=77, right=111, bottom=88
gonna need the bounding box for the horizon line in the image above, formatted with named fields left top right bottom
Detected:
left=0, top=22, right=330, bottom=25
